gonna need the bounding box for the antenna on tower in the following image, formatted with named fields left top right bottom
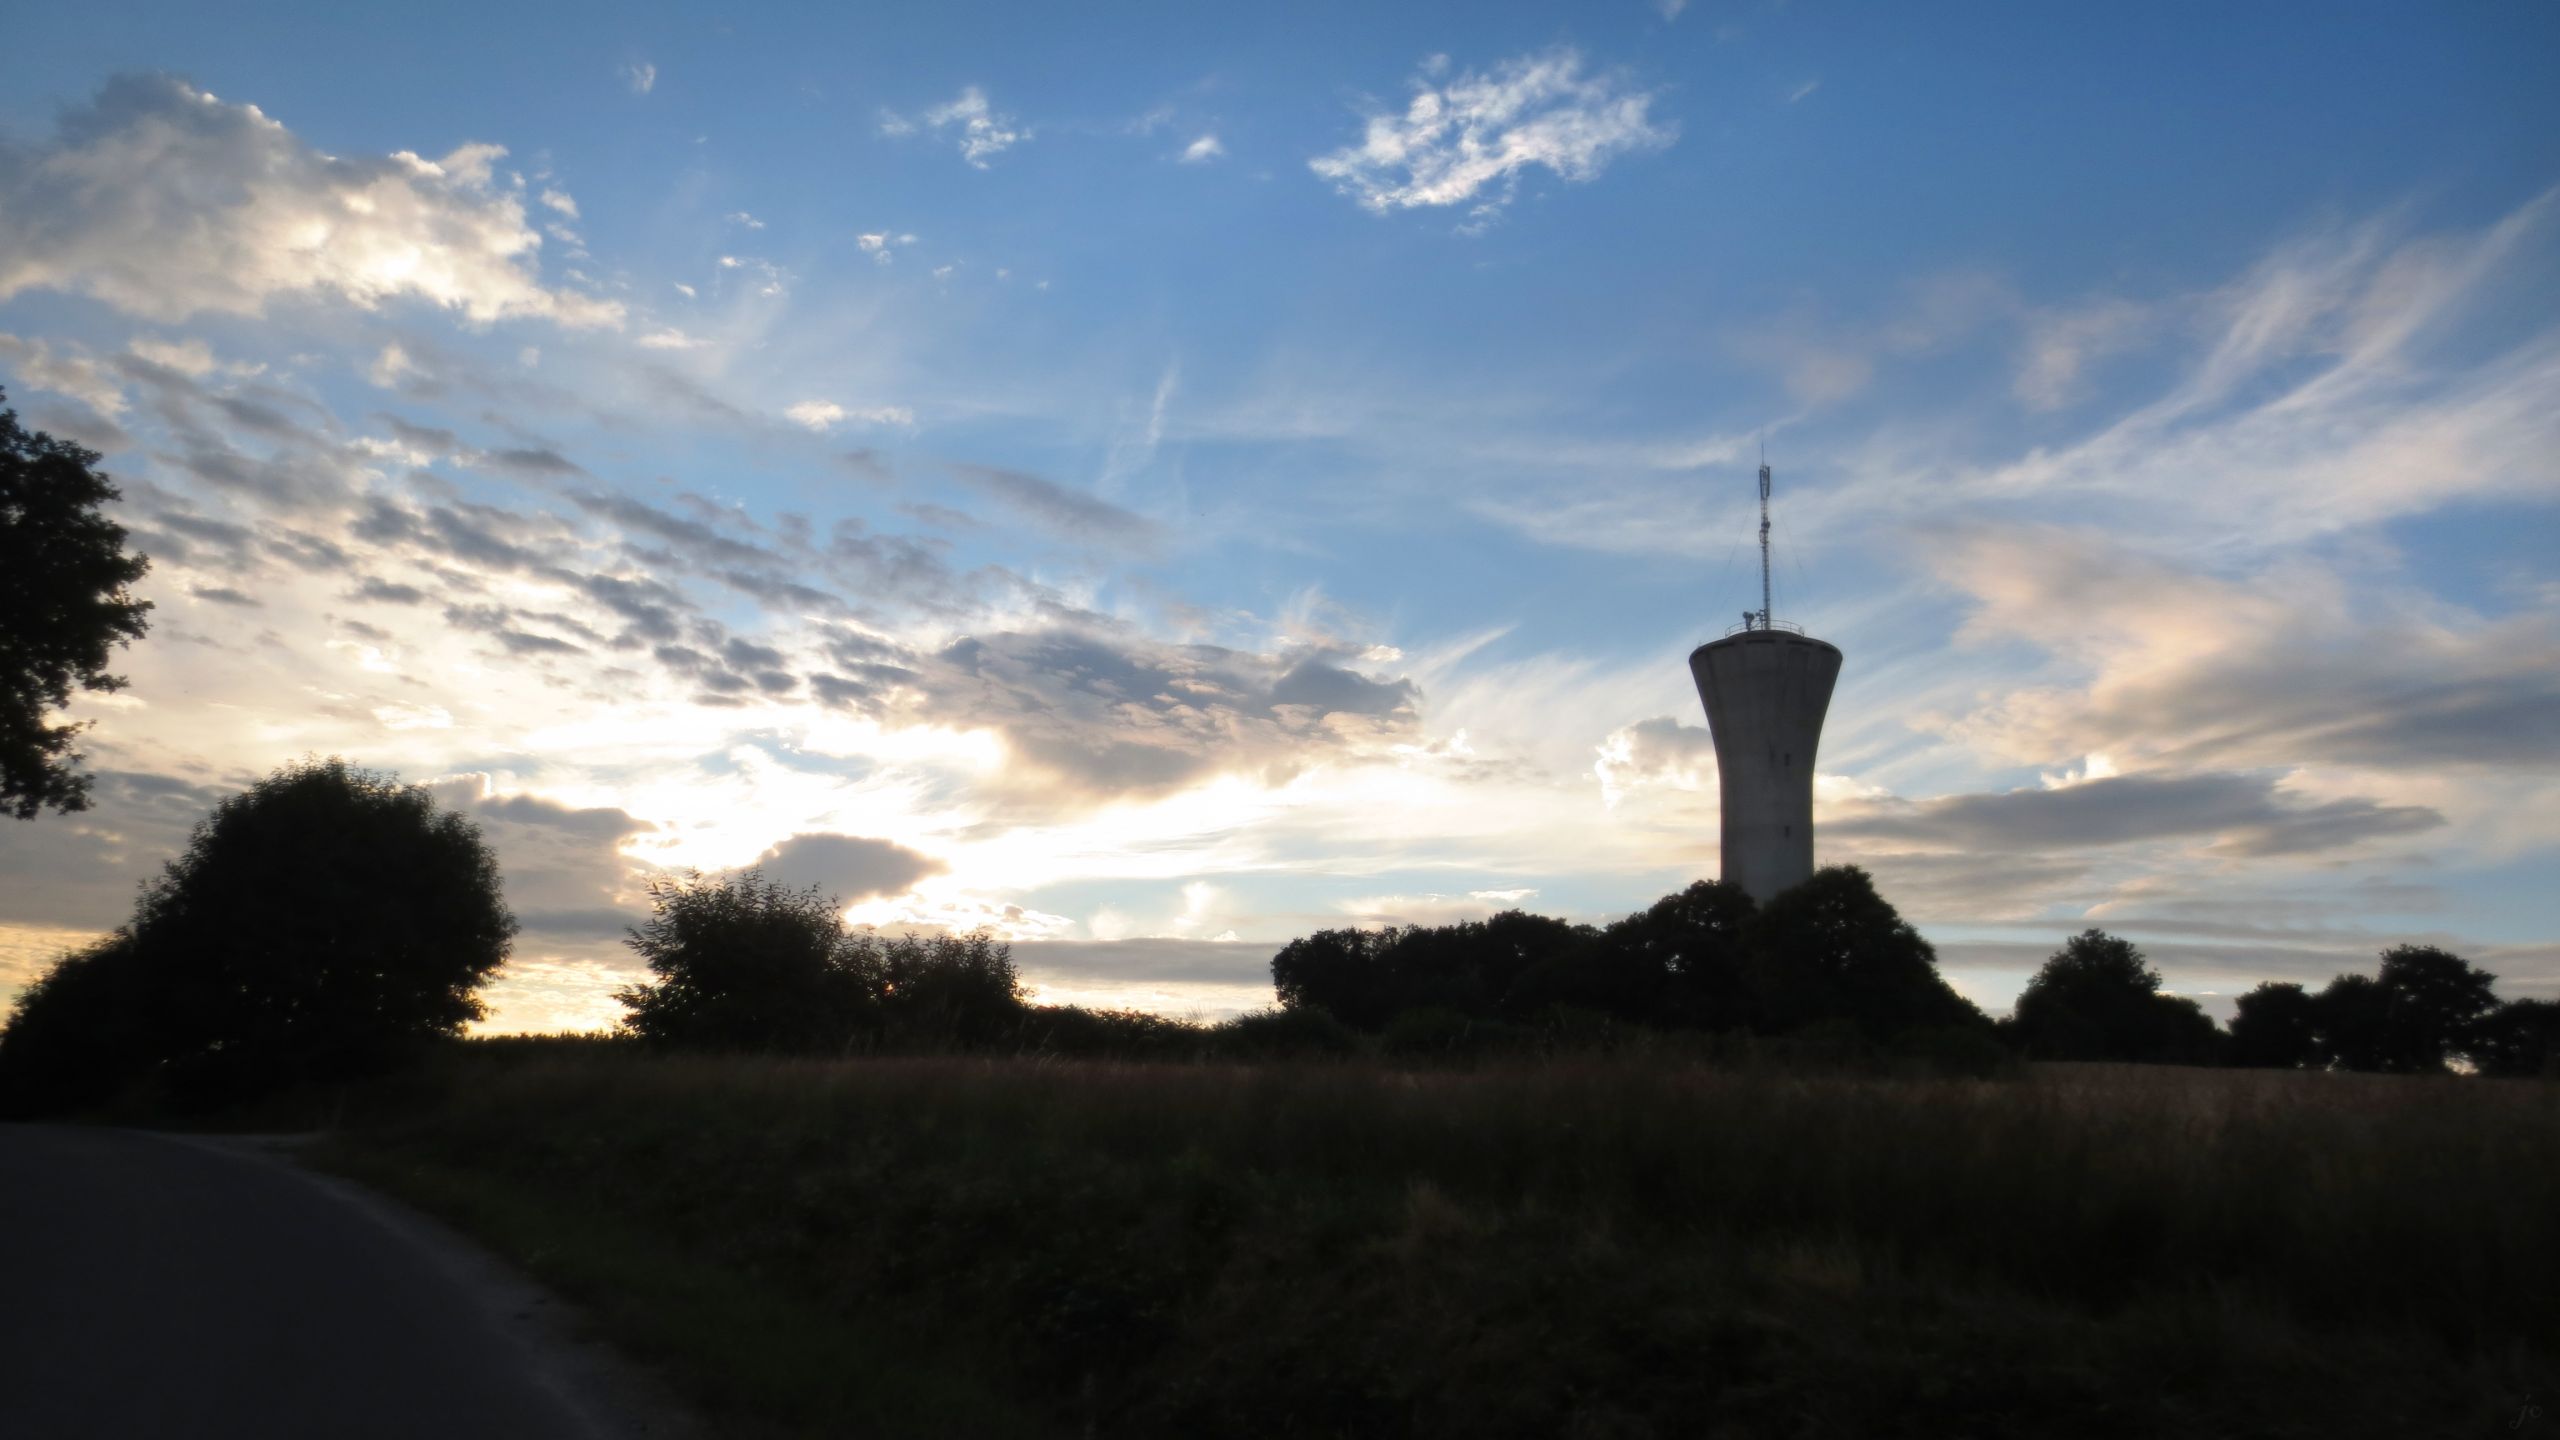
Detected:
left=1755, top=446, right=1774, bottom=631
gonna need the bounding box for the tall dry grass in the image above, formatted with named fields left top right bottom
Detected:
left=338, top=1048, right=2560, bottom=1438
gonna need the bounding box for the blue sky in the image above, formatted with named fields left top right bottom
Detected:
left=2, top=2, right=2555, bottom=1028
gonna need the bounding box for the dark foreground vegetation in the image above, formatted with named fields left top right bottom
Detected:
left=320, top=1043, right=2556, bottom=1440
left=5, top=756, right=2558, bottom=1437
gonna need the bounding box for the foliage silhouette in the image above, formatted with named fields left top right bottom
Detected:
left=2470, top=999, right=2560, bottom=1079
left=616, top=870, right=881, bottom=1052
left=615, top=869, right=1026, bottom=1052
left=0, top=387, right=153, bottom=819
left=2227, top=982, right=2323, bottom=1069
left=0, top=757, right=513, bottom=1111
left=2313, top=946, right=2501, bottom=1073
left=876, top=931, right=1027, bottom=1049
left=2009, top=929, right=2223, bottom=1064
left=1511, top=880, right=1755, bottom=1028
left=1739, top=866, right=1987, bottom=1041
left=0, top=935, right=154, bottom=1116
left=1273, top=867, right=1984, bottom=1048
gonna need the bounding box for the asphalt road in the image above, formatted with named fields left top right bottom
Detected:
left=0, top=1125, right=688, bottom=1439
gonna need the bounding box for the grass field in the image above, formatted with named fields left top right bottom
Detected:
left=322, top=1044, right=2560, bottom=1438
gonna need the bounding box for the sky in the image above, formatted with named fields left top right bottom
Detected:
left=1, top=1, right=2555, bottom=1031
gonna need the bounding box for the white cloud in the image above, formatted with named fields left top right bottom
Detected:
left=538, top=188, right=580, bottom=220
left=0, top=334, right=127, bottom=416
left=1180, top=134, right=1226, bottom=164
left=367, top=342, right=416, bottom=388
left=884, top=86, right=1027, bottom=169
left=787, top=400, right=914, bottom=432
left=623, top=61, right=657, bottom=96
left=1787, top=78, right=1821, bottom=104
left=635, top=328, right=707, bottom=350
left=127, top=336, right=218, bottom=376
left=0, top=76, right=624, bottom=329
left=856, top=231, right=915, bottom=266
left=1308, top=47, right=1674, bottom=223
left=726, top=211, right=765, bottom=229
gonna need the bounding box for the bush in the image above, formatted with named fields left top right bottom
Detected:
left=873, top=932, right=1028, bottom=1050
left=1209, top=1007, right=1361, bottom=1060
left=1379, top=1006, right=1535, bottom=1061
left=1015, top=1005, right=1207, bottom=1060
left=617, top=870, right=881, bottom=1053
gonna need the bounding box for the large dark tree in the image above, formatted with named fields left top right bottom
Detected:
left=0, top=758, right=514, bottom=1110
left=1742, top=866, right=1985, bottom=1041
left=130, top=758, right=516, bottom=1095
left=2314, top=946, right=2501, bottom=1073
left=2227, top=981, right=2323, bottom=1069
left=0, top=389, right=152, bottom=818
left=2010, top=929, right=2222, bottom=1065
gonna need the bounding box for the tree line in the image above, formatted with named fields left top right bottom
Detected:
left=1270, top=875, right=2560, bottom=1077
left=4, top=755, right=2556, bottom=1119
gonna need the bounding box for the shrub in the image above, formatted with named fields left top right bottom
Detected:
left=617, top=870, right=880, bottom=1053
left=1210, top=1007, right=1361, bottom=1060
left=1015, top=1005, right=1206, bottom=1060
left=873, top=932, right=1028, bottom=1050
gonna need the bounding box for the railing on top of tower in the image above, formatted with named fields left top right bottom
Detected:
left=1723, top=616, right=1806, bottom=637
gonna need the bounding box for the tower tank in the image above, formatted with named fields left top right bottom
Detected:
left=1691, top=459, right=1841, bottom=903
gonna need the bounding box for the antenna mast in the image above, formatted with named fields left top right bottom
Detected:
left=1756, top=452, right=1773, bottom=630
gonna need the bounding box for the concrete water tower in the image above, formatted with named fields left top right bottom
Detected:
left=1688, top=458, right=1842, bottom=903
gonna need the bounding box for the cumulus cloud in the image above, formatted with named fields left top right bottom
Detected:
left=1309, top=48, right=1673, bottom=224
left=884, top=86, right=1026, bottom=169
left=1180, top=134, right=1225, bottom=164
left=749, top=833, right=946, bottom=903
left=0, top=76, right=624, bottom=329
left=1594, top=716, right=1718, bottom=803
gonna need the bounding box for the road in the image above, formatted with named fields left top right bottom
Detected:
left=0, top=1125, right=689, bottom=1439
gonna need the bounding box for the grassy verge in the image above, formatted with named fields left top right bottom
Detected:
left=327, top=1047, right=2560, bottom=1439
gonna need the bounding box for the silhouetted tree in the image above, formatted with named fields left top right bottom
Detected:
left=0, top=935, right=154, bottom=1116
left=1271, top=926, right=1402, bottom=1029
left=1511, top=882, right=1752, bottom=1028
left=2470, top=999, right=2560, bottom=1079
left=130, top=758, right=515, bottom=1099
left=617, top=869, right=880, bottom=1051
left=0, top=388, right=152, bottom=818
left=2010, top=929, right=2221, bottom=1064
left=2374, top=945, right=2500, bottom=1072
left=2313, top=972, right=2394, bottom=1073
left=1742, top=866, right=1985, bottom=1041
left=2227, top=982, right=2323, bottom=1069
left=2312, top=946, right=2501, bottom=1073
left=875, top=931, right=1027, bottom=1048
left=0, top=758, right=515, bottom=1111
